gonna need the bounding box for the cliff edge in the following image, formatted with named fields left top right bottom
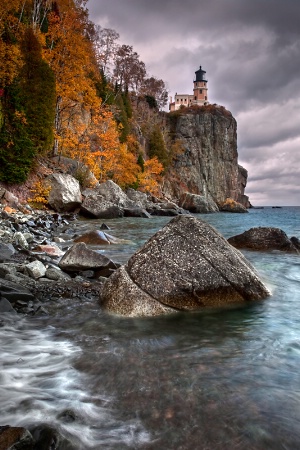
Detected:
left=163, top=105, right=250, bottom=210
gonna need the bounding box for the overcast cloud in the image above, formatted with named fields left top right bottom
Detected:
left=87, top=0, right=300, bottom=206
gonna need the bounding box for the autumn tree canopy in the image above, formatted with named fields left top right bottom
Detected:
left=0, top=0, right=167, bottom=194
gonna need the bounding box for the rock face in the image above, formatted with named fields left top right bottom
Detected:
left=228, top=227, right=300, bottom=252
left=47, top=173, right=82, bottom=212
left=163, top=106, right=250, bottom=209
left=101, top=215, right=269, bottom=317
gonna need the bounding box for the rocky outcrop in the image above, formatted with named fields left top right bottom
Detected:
left=228, top=227, right=300, bottom=252
left=163, top=106, right=250, bottom=210
left=81, top=180, right=187, bottom=219
left=100, top=215, right=269, bottom=317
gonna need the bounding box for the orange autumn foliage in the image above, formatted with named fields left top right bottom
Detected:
left=138, top=157, right=164, bottom=195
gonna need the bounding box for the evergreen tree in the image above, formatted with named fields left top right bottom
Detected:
left=148, top=124, right=169, bottom=169
left=0, top=81, right=35, bottom=183
left=20, top=28, right=56, bottom=154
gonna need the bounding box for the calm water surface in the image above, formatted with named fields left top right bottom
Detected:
left=1, top=207, right=300, bottom=449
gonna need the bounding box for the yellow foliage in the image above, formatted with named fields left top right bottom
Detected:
left=28, top=181, right=51, bottom=208
left=138, top=157, right=164, bottom=195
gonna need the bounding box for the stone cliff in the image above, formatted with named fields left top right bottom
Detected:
left=162, top=105, right=250, bottom=210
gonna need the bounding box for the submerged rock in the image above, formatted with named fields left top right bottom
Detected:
left=101, top=215, right=270, bottom=317
left=74, top=230, right=126, bottom=245
left=228, top=227, right=300, bottom=252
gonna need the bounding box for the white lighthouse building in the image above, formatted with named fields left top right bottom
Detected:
left=169, top=65, right=208, bottom=112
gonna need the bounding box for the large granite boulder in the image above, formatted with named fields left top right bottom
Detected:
left=47, top=173, right=82, bottom=212
left=80, top=180, right=136, bottom=219
left=179, top=192, right=219, bottom=213
left=100, top=215, right=270, bottom=317
left=228, top=227, right=300, bottom=252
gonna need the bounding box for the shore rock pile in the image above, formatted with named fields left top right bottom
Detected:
left=0, top=205, right=120, bottom=316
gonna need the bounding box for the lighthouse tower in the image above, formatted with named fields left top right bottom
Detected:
left=193, top=66, right=208, bottom=106
left=169, top=65, right=209, bottom=111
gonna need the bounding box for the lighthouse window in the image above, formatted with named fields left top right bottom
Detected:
left=200, top=89, right=203, bottom=94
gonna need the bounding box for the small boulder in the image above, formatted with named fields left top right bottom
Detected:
left=101, top=215, right=270, bottom=317
left=179, top=192, right=219, bottom=213
left=32, top=244, right=64, bottom=257
left=220, top=198, right=248, bottom=213
left=126, top=188, right=149, bottom=208
left=13, top=231, right=29, bottom=248
left=0, top=296, right=16, bottom=313
left=228, top=227, right=300, bottom=252
left=45, top=266, right=72, bottom=281
left=59, top=242, right=117, bottom=272
left=80, top=180, right=135, bottom=219
left=26, top=260, right=47, bottom=279
left=0, top=243, right=15, bottom=261
left=47, top=173, right=82, bottom=212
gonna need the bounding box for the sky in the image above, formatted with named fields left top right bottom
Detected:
left=87, top=0, right=300, bottom=206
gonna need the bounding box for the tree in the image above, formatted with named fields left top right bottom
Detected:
left=113, top=44, right=146, bottom=91
left=43, top=0, right=100, bottom=155
left=138, top=157, right=163, bottom=195
left=148, top=124, right=169, bottom=169
left=20, top=27, right=56, bottom=154
left=0, top=81, right=35, bottom=183
left=140, top=76, right=169, bottom=110
left=91, top=25, right=119, bottom=76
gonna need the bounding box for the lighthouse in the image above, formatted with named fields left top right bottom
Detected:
left=169, top=65, right=209, bottom=111
left=193, top=66, right=208, bottom=105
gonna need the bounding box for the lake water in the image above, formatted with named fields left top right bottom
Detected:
left=1, top=207, right=300, bottom=449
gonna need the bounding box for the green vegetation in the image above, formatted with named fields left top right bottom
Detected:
left=148, top=124, right=169, bottom=170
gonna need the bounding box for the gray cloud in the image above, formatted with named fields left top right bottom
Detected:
left=87, top=0, right=300, bottom=205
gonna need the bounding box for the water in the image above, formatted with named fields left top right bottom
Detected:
left=1, top=207, right=300, bottom=449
